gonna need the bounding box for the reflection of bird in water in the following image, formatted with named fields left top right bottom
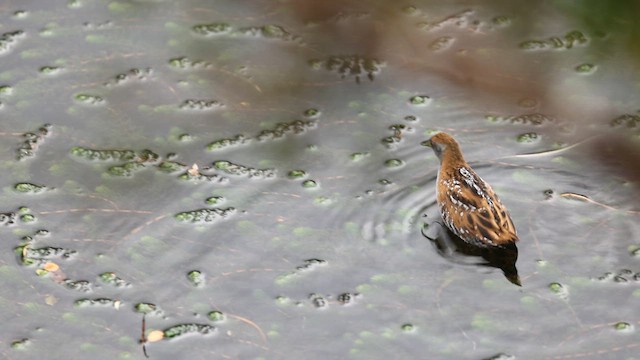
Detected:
left=423, top=222, right=520, bottom=286
left=422, top=132, right=520, bottom=285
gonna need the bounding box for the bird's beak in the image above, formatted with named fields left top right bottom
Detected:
left=421, top=139, right=433, bottom=148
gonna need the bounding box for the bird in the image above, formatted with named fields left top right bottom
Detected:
left=422, top=132, right=518, bottom=248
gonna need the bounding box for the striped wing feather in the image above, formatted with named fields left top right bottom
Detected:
left=437, top=166, right=518, bottom=247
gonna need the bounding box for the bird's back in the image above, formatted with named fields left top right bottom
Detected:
left=437, top=161, right=518, bottom=247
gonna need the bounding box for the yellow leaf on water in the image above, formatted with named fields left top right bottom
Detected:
left=146, top=330, right=164, bottom=342
left=43, top=262, right=60, bottom=272
left=45, top=294, right=58, bottom=306
left=188, top=164, right=199, bottom=176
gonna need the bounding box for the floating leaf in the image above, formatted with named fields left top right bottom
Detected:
left=43, top=262, right=59, bottom=272
left=146, top=330, right=164, bottom=342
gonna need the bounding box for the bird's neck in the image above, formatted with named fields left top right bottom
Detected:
left=440, top=147, right=467, bottom=171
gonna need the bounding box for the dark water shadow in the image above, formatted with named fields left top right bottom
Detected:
left=422, top=221, right=521, bottom=286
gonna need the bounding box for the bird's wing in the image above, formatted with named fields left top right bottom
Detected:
left=439, top=166, right=518, bottom=247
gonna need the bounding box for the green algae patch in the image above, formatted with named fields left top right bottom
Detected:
left=187, top=270, right=205, bottom=287
left=174, top=208, right=236, bottom=223
left=207, top=310, right=225, bottom=322
left=14, top=182, right=48, bottom=193
left=75, top=298, right=122, bottom=309
left=163, top=324, right=215, bottom=339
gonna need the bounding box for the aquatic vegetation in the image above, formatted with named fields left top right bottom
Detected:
left=382, top=124, right=413, bottom=149
left=520, top=30, right=588, bottom=50
left=303, top=108, right=320, bottom=118
left=70, top=147, right=159, bottom=163
left=168, top=56, right=210, bottom=69
left=17, top=124, right=52, bottom=160
left=239, top=24, right=300, bottom=42
left=187, top=270, right=205, bottom=287
left=177, top=170, right=228, bottom=183
left=10, top=338, right=30, bottom=350
left=207, top=310, right=225, bottom=322
left=63, top=279, right=92, bottom=292
left=133, top=303, right=160, bottom=314
left=174, top=207, right=237, bottom=223
left=104, top=67, right=152, bottom=86
left=14, top=182, right=49, bottom=193
left=39, top=66, right=63, bottom=75
left=286, top=291, right=361, bottom=309
left=492, top=16, right=511, bottom=26
left=157, top=160, right=187, bottom=173
left=163, top=323, right=215, bottom=339
left=384, top=159, right=404, bottom=167
left=309, top=293, right=327, bottom=308
left=418, top=9, right=474, bottom=31
left=193, top=21, right=299, bottom=41
left=179, top=99, right=223, bottom=111
left=107, top=162, right=144, bottom=177
left=19, top=207, right=36, bottom=223
left=485, top=113, right=555, bottom=125
left=70, top=147, right=161, bottom=177
left=22, top=246, right=75, bottom=260
left=74, top=93, right=105, bottom=105
left=548, top=282, right=569, bottom=300
left=255, top=120, right=317, bottom=141
left=610, top=113, right=640, bottom=128
left=206, top=134, right=250, bottom=151
left=0, top=30, right=25, bottom=54
left=516, top=132, right=540, bottom=143
left=409, top=95, right=430, bottom=106
left=212, top=160, right=275, bottom=178
left=350, top=152, right=370, bottom=161
left=575, top=63, right=596, bottom=73
left=336, top=292, right=357, bottom=305
left=301, top=179, right=318, bottom=188
left=0, top=84, right=12, bottom=95
left=429, top=36, right=454, bottom=51
left=287, top=170, right=306, bottom=179
left=192, top=23, right=232, bottom=35
left=275, top=258, right=327, bottom=285
left=74, top=298, right=122, bottom=309
left=309, top=55, right=386, bottom=82
left=99, top=272, right=130, bottom=287
left=205, top=196, right=225, bottom=205
left=614, top=322, right=633, bottom=332
left=594, top=269, right=640, bottom=283
left=207, top=120, right=315, bottom=152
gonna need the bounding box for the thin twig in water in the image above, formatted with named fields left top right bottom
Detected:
left=141, top=314, right=149, bottom=358
left=560, top=192, right=639, bottom=214
left=499, top=136, right=598, bottom=159
left=227, top=314, right=268, bottom=345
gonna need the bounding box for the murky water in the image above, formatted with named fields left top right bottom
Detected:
left=1, top=1, right=639, bottom=359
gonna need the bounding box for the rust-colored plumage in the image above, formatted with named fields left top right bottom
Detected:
left=423, top=132, right=518, bottom=247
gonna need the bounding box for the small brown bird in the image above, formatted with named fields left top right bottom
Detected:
left=422, top=132, right=518, bottom=248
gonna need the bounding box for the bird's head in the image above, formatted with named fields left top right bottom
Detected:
left=421, top=132, right=461, bottom=163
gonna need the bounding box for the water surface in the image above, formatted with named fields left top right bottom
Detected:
left=1, top=1, right=639, bottom=359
